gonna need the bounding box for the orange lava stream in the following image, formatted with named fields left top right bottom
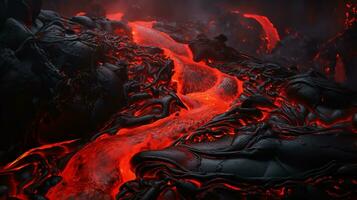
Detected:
left=47, top=21, right=242, bottom=200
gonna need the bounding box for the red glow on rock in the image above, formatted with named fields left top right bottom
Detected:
left=106, top=12, right=124, bottom=21
left=1, top=140, right=79, bottom=197
left=75, top=12, right=87, bottom=16
left=334, top=54, right=347, bottom=83
left=223, top=183, right=242, bottom=191
left=345, top=3, right=356, bottom=29
left=243, top=14, right=281, bottom=53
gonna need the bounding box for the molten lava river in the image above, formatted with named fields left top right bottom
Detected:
left=2, top=3, right=357, bottom=200
left=46, top=21, right=241, bottom=199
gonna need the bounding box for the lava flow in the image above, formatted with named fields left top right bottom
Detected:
left=231, top=10, right=281, bottom=53
left=46, top=20, right=242, bottom=199
left=242, top=13, right=281, bottom=52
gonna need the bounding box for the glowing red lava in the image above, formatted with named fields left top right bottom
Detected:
left=243, top=14, right=281, bottom=52
left=46, top=20, right=242, bottom=199
left=107, top=12, right=124, bottom=21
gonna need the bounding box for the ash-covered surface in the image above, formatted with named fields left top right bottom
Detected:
left=0, top=0, right=357, bottom=200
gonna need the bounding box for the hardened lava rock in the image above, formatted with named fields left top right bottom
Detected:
left=117, top=40, right=357, bottom=200
left=119, top=77, right=357, bottom=199
left=0, top=0, right=172, bottom=163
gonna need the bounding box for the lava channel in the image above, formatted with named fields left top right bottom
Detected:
left=46, top=21, right=243, bottom=199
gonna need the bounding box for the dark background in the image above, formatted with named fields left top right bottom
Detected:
left=43, top=0, right=350, bottom=41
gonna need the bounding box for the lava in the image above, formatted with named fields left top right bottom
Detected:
left=2, top=2, right=354, bottom=199
left=46, top=20, right=242, bottom=199
left=107, top=12, right=124, bottom=21
left=0, top=140, right=80, bottom=198
left=243, top=13, right=281, bottom=52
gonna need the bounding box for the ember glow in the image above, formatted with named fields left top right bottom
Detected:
left=334, top=53, right=347, bottom=83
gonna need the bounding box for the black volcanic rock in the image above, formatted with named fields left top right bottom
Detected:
left=189, top=34, right=245, bottom=62
left=4, top=0, right=42, bottom=26
left=0, top=7, right=129, bottom=162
